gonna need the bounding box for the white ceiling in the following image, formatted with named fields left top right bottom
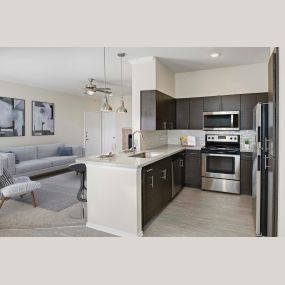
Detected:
left=0, top=47, right=270, bottom=96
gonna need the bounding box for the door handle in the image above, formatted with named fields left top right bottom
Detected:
left=265, top=155, right=271, bottom=170
left=180, top=159, right=184, bottom=167
left=149, top=175, right=154, bottom=188
left=161, top=169, right=167, bottom=180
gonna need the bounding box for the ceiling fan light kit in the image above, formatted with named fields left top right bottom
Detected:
left=83, top=48, right=128, bottom=113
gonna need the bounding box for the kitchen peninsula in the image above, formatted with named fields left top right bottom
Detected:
left=78, top=145, right=190, bottom=237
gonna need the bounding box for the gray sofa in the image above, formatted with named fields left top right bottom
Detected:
left=0, top=143, right=84, bottom=177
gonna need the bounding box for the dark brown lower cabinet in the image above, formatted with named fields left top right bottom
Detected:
left=185, top=150, right=201, bottom=188
left=240, top=152, right=253, bottom=195
left=142, top=157, right=172, bottom=227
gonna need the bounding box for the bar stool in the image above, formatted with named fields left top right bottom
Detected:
left=69, top=163, right=87, bottom=218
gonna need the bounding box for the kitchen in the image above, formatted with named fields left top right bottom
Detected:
left=79, top=47, right=278, bottom=237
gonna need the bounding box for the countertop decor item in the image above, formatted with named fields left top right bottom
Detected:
left=244, top=139, right=251, bottom=150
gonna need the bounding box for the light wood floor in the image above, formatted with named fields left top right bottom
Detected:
left=0, top=184, right=255, bottom=237
left=143, top=187, right=256, bottom=237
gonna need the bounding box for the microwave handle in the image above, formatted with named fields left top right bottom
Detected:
left=231, top=114, right=234, bottom=128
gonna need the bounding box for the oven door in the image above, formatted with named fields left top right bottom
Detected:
left=202, top=153, right=240, bottom=180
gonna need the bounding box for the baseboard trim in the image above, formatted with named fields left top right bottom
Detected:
left=86, top=222, right=143, bottom=237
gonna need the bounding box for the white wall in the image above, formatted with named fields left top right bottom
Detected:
left=156, top=60, right=175, bottom=97
left=131, top=57, right=156, bottom=133
left=175, top=63, right=268, bottom=98
left=0, top=80, right=100, bottom=148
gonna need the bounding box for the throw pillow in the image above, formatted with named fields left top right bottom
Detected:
left=0, top=168, right=15, bottom=189
left=6, top=151, right=20, bottom=164
left=57, top=147, right=73, bottom=156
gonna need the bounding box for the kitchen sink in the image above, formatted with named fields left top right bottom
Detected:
left=129, top=152, right=162, bottom=158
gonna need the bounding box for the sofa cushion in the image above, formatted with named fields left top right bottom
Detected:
left=37, top=143, right=64, bottom=159
left=57, top=146, right=73, bottom=156
left=8, top=146, right=37, bottom=162
left=42, top=156, right=77, bottom=167
left=16, top=159, right=52, bottom=175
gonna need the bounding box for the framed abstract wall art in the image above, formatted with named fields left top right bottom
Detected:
left=32, top=101, right=55, bottom=136
left=0, top=97, right=25, bottom=137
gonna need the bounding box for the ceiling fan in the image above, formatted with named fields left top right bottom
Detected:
left=83, top=78, right=112, bottom=96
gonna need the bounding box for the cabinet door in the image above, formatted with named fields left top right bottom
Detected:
left=189, top=97, right=203, bottom=129
left=221, top=94, right=241, bottom=111
left=240, top=153, right=253, bottom=195
left=185, top=151, right=201, bottom=188
left=176, top=98, right=190, bottom=129
left=142, top=166, right=157, bottom=226
left=156, top=91, right=167, bottom=130
left=167, top=97, right=176, bottom=130
left=141, top=90, right=156, bottom=130
left=240, top=93, right=257, bottom=130
left=203, top=96, right=221, bottom=112
left=156, top=158, right=172, bottom=206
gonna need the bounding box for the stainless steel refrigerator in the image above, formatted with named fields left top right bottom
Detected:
left=252, top=102, right=268, bottom=236
left=253, top=48, right=279, bottom=237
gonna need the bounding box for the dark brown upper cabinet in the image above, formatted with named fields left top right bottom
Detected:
left=141, top=90, right=176, bottom=131
left=240, top=92, right=268, bottom=130
left=203, top=96, right=221, bottom=112
left=176, top=98, right=190, bottom=129
left=189, top=97, right=203, bottom=129
left=221, top=94, right=241, bottom=111
left=203, top=94, right=241, bottom=112
left=176, top=97, right=203, bottom=130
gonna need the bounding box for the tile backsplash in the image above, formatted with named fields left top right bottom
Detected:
left=167, top=129, right=256, bottom=151
left=141, top=130, right=168, bottom=150
left=140, top=129, right=256, bottom=152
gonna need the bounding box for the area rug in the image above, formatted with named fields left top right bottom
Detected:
left=14, top=171, right=81, bottom=212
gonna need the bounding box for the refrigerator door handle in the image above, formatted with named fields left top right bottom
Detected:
left=265, top=137, right=271, bottom=152
left=265, top=155, right=271, bottom=170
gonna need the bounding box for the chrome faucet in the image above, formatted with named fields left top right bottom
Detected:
left=131, top=130, right=144, bottom=150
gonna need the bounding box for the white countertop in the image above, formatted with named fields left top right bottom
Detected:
left=77, top=145, right=194, bottom=169
left=77, top=144, right=253, bottom=169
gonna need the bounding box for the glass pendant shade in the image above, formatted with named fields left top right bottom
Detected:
left=100, top=95, right=112, bottom=112
left=116, top=97, right=127, bottom=113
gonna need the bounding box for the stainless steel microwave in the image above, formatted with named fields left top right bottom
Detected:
left=203, top=111, right=240, bottom=131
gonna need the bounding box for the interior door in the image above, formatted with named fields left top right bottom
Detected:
left=267, top=48, right=279, bottom=236
left=101, top=112, right=117, bottom=154
left=84, top=111, right=102, bottom=156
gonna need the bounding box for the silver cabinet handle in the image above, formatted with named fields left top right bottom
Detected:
left=149, top=175, right=154, bottom=188
left=161, top=169, right=167, bottom=180
left=265, top=155, right=271, bottom=169
left=180, top=159, right=184, bottom=167
left=146, top=168, right=153, bottom=173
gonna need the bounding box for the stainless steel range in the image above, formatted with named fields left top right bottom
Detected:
left=201, top=134, right=240, bottom=194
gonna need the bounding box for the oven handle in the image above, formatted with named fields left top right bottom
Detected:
left=202, top=153, right=240, bottom=158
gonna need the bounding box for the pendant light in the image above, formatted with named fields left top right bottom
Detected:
left=100, top=47, right=112, bottom=112
left=116, top=52, right=128, bottom=113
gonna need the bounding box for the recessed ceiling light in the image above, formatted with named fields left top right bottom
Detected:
left=210, top=52, right=221, bottom=58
